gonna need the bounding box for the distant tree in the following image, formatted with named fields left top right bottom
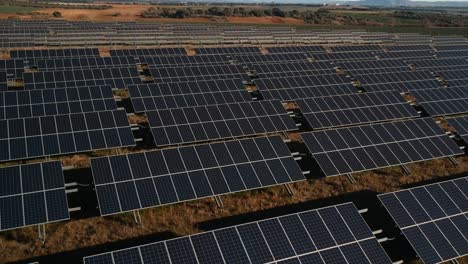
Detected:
left=249, top=9, right=264, bottom=17
left=263, top=9, right=272, bottom=16
left=223, top=7, right=233, bottom=17
left=174, top=10, right=186, bottom=19
left=52, top=11, right=62, bottom=18
left=272, top=8, right=285, bottom=17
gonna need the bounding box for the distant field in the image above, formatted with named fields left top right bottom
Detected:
left=0, top=4, right=38, bottom=14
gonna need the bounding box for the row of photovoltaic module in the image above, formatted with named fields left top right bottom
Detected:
left=91, top=135, right=305, bottom=215
left=83, top=202, right=393, bottom=264
left=0, top=43, right=466, bottom=263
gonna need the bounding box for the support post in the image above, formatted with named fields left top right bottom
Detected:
left=448, top=156, right=459, bottom=167
left=38, top=224, right=46, bottom=244
left=284, top=184, right=294, bottom=196
left=346, top=174, right=357, bottom=184
left=214, top=196, right=223, bottom=208
left=401, top=165, right=411, bottom=175
left=133, top=210, right=142, bottom=225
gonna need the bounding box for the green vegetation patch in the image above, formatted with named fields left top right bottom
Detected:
left=0, top=4, right=38, bottom=14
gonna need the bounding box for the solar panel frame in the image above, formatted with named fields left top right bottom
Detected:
left=23, top=67, right=141, bottom=90
left=0, top=109, right=135, bottom=162
left=297, top=91, right=419, bottom=129
left=10, top=48, right=100, bottom=59
left=0, top=161, right=69, bottom=232
left=378, top=177, right=468, bottom=264
left=301, top=118, right=464, bottom=177
left=91, top=135, right=306, bottom=216
left=447, top=116, right=468, bottom=143
left=128, top=79, right=251, bottom=112
left=411, top=87, right=468, bottom=116
left=147, top=100, right=297, bottom=146
left=149, top=64, right=249, bottom=83
left=109, top=48, right=187, bottom=57
left=83, top=202, right=392, bottom=264
left=0, top=85, right=117, bottom=120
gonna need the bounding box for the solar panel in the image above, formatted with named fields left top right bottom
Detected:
left=109, top=48, right=187, bottom=57
left=438, top=70, right=468, bottom=87
left=411, top=87, right=468, bottom=116
left=33, top=56, right=136, bottom=71
left=139, top=54, right=231, bottom=67
left=0, top=85, right=117, bottom=120
left=233, top=53, right=310, bottom=64
left=149, top=64, right=249, bottom=83
left=255, top=76, right=357, bottom=101
left=330, top=45, right=383, bottom=53
left=386, top=45, right=433, bottom=52
left=91, top=135, right=305, bottom=215
left=251, top=62, right=335, bottom=76
left=301, top=118, right=463, bottom=177
left=0, top=59, right=25, bottom=79
left=194, top=47, right=261, bottom=55
left=436, top=50, right=468, bottom=58
left=354, top=71, right=443, bottom=92
left=410, top=58, right=468, bottom=71
left=0, top=161, right=69, bottom=231
left=337, top=60, right=410, bottom=75
left=447, top=116, right=468, bottom=143
left=83, top=202, right=392, bottom=264
left=0, top=109, right=135, bottom=162
left=128, top=79, right=251, bottom=112
left=23, top=67, right=141, bottom=90
left=379, top=50, right=435, bottom=59
left=313, top=52, right=378, bottom=61
left=147, top=100, right=297, bottom=146
left=267, top=45, right=326, bottom=54
left=297, top=91, right=419, bottom=129
left=0, top=72, right=6, bottom=91
left=378, top=177, right=468, bottom=264
left=435, top=44, right=468, bottom=51
left=11, top=48, right=100, bottom=59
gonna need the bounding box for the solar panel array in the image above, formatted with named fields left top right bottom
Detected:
left=354, top=71, right=443, bottom=92
left=411, top=87, right=468, bottom=116
left=0, top=109, right=135, bottom=162
left=267, top=45, right=326, bottom=54
left=11, top=48, right=100, bottom=59
left=147, top=100, right=297, bottom=146
left=194, top=47, right=261, bottom=55
left=139, top=54, right=231, bottom=67
left=149, top=64, right=249, bottom=83
left=233, top=53, right=309, bottom=64
left=84, top=202, right=392, bottom=264
left=297, top=91, right=419, bottom=129
left=34, top=56, right=136, bottom=71
left=128, top=79, right=250, bottom=112
left=0, top=85, right=117, bottom=120
left=0, top=59, right=25, bottom=79
left=109, top=48, right=187, bottom=57
left=379, top=177, right=468, bottom=264
left=447, top=116, right=468, bottom=142
left=255, top=75, right=357, bottom=101
left=252, top=62, right=335, bottom=78
left=91, top=136, right=305, bottom=215
left=23, top=67, right=141, bottom=89
left=301, top=118, right=463, bottom=177
left=337, top=60, right=410, bottom=74
left=0, top=72, right=6, bottom=91
left=0, top=161, right=69, bottom=231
